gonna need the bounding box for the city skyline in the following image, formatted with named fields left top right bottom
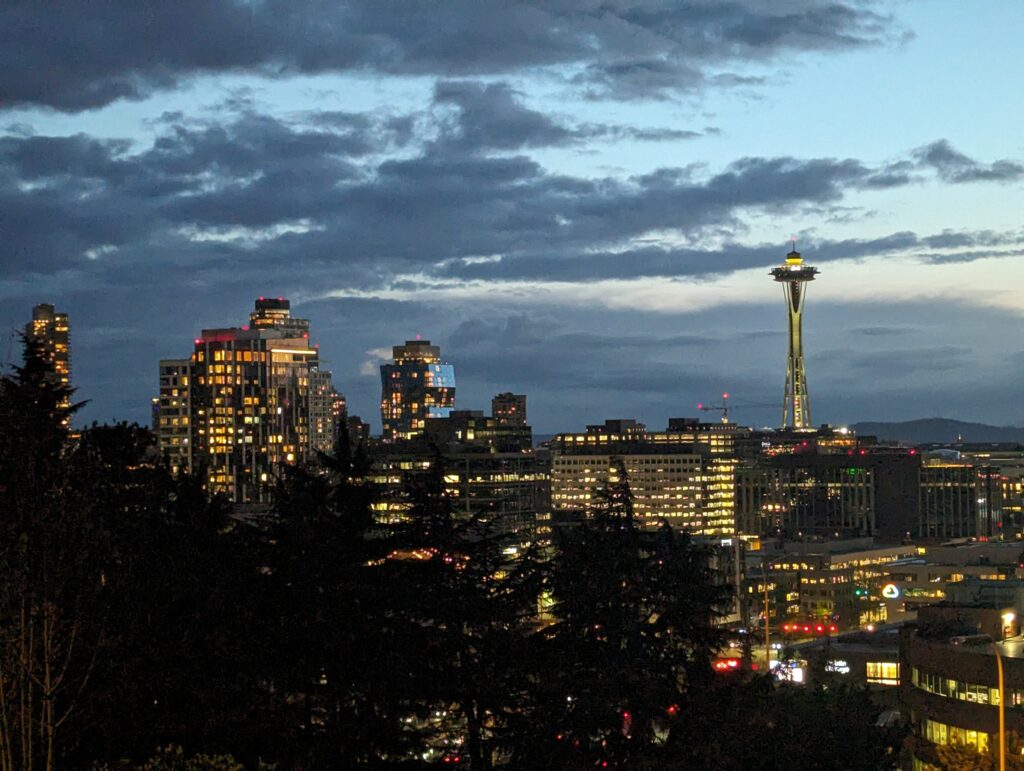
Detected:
left=7, top=5, right=1024, bottom=768
left=3, top=2, right=1024, bottom=433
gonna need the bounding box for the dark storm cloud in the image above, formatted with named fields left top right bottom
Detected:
left=3, top=81, right=1022, bottom=286
left=432, top=81, right=576, bottom=152
left=436, top=228, right=1024, bottom=283
left=915, top=140, right=1024, bottom=184
left=0, top=0, right=899, bottom=111
left=0, top=109, right=404, bottom=275
left=431, top=81, right=707, bottom=153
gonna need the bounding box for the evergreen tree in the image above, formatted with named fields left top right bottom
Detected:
left=376, top=454, right=544, bottom=769
left=525, top=457, right=733, bottom=768
left=0, top=335, right=99, bottom=771
left=258, top=437, right=393, bottom=766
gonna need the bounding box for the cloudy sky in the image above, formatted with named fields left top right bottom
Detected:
left=3, top=1, right=1023, bottom=432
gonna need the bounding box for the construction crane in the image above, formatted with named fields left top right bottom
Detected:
left=697, top=393, right=730, bottom=423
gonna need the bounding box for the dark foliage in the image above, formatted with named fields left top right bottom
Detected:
left=0, top=347, right=899, bottom=769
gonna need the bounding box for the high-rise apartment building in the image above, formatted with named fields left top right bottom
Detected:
left=249, top=296, right=309, bottom=336
left=492, top=392, right=527, bottom=427
left=157, top=298, right=342, bottom=502
left=380, top=339, right=455, bottom=441
left=310, top=368, right=346, bottom=455
left=26, top=303, right=71, bottom=419
left=156, top=359, right=192, bottom=476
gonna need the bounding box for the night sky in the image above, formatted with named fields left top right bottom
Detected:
left=3, top=1, right=1023, bottom=433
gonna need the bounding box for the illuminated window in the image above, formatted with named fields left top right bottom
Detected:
left=866, top=661, right=899, bottom=686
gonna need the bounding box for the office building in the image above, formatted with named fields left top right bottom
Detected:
left=917, top=451, right=1013, bottom=540
left=901, top=592, right=1024, bottom=767
left=367, top=415, right=549, bottom=546
left=424, top=409, right=532, bottom=453
left=953, top=445, right=1024, bottom=538
left=380, top=339, right=455, bottom=441
left=736, top=432, right=920, bottom=540
left=550, top=419, right=741, bottom=535
left=369, top=448, right=549, bottom=535
left=752, top=540, right=918, bottom=630
left=157, top=298, right=339, bottom=502
left=25, top=303, right=71, bottom=421
left=771, top=246, right=818, bottom=429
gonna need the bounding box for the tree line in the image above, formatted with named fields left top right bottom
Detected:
left=0, top=339, right=898, bottom=769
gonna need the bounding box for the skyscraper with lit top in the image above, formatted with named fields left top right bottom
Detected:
left=157, top=297, right=341, bottom=502
left=380, top=339, right=455, bottom=441
left=771, top=245, right=819, bottom=429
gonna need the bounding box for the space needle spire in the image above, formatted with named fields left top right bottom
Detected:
left=771, top=239, right=818, bottom=429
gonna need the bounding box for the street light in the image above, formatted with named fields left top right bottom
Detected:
left=961, top=635, right=1005, bottom=771
left=762, top=558, right=771, bottom=664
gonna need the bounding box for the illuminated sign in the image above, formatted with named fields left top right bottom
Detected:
left=826, top=659, right=850, bottom=674
left=881, top=583, right=901, bottom=599
left=769, top=660, right=805, bottom=684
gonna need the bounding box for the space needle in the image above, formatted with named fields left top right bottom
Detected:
left=771, top=241, right=818, bottom=429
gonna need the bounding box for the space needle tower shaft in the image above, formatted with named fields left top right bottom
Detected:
left=770, top=245, right=818, bottom=429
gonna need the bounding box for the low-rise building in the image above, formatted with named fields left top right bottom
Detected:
left=901, top=594, right=1024, bottom=768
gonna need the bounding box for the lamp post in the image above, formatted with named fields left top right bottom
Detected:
left=966, top=635, right=1005, bottom=771
left=995, top=642, right=1006, bottom=771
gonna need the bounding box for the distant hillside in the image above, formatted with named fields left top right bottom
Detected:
left=851, top=418, right=1024, bottom=445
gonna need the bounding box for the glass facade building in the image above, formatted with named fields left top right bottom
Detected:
left=380, top=339, right=456, bottom=441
